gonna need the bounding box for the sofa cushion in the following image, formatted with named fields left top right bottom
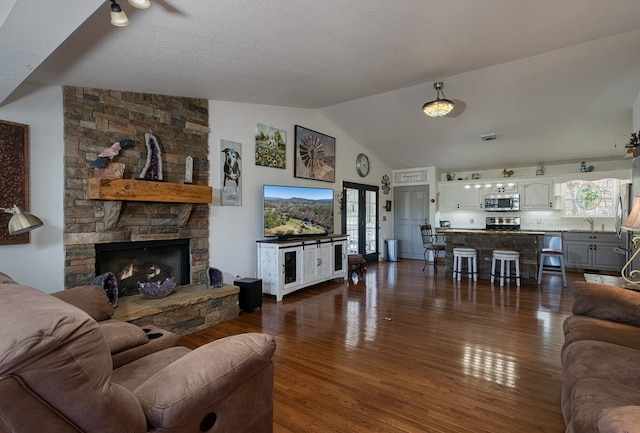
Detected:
left=570, top=378, right=640, bottom=433
left=99, top=319, right=149, bottom=355
left=561, top=339, right=640, bottom=422
left=598, top=405, right=640, bottom=433
left=572, top=282, right=640, bottom=326
left=562, top=315, right=640, bottom=351
left=0, top=272, right=17, bottom=284
left=51, top=285, right=114, bottom=322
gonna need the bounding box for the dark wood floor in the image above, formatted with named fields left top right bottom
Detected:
left=180, top=259, right=577, bottom=433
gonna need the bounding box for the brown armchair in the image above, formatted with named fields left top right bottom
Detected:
left=0, top=276, right=275, bottom=433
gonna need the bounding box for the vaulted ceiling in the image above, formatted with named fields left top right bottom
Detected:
left=3, top=0, right=640, bottom=171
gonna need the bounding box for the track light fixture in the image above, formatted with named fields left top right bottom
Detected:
left=110, top=0, right=130, bottom=26
left=109, top=0, right=151, bottom=27
left=128, top=0, right=151, bottom=9
left=422, top=81, right=455, bottom=118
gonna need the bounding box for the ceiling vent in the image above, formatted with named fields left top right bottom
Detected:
left=480, top=133, right=497, bottom=141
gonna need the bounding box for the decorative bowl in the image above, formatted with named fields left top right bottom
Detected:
left=138, top=277, right=176, bottom=299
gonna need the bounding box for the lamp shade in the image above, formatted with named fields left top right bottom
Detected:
left=4, top=205, right=43, bottom=235
left=622, top=197, right=640, bottom=231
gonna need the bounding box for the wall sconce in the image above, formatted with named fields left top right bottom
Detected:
left=1, top=205, right=44, bottom=235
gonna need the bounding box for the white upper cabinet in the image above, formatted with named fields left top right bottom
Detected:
left=520, top=179, right=554, bottom=209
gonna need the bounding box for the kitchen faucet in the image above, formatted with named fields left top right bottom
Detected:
left=585, top=217, right=594, bottom=231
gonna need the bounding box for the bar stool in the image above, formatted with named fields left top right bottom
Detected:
left=452, top=247, right=478, bottom=281
left=491, top=250, right=520, bottom=286
left=538, top=248, right=567, bottom=287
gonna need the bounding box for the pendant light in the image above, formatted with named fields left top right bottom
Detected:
left=110, top=0, right=130, bottom=26
left=422, top=81, right=455, bottom=118
left=128, top=0, right=151, bottom=9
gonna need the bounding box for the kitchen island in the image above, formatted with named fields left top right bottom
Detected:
left=441, top=229, right=545, bottom=283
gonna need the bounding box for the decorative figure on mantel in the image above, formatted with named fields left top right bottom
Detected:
left=139, top=132, right=163, bottom=181
left=90, top=139, right=134, bottom=178
left=502, top=169, right=514, bottom=177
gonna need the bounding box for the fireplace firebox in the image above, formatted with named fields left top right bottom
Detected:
left=95, top=239, right=190, bottom=296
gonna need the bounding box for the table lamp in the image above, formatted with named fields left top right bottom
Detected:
left=621, top=196, right=640, bottom=284
left=1, top=205, right=44, bottom=235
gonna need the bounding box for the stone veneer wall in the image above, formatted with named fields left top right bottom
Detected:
left=63, top=87, right=210, bottom=288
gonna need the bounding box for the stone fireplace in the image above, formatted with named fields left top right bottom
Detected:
left=63, top=87, right=211, bottom=289
left=95, top=238, right=190, bottom=296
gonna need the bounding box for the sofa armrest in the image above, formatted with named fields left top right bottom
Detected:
left=598, top=406, right=640, bottom=433
left=134, top=333, right=275, bottom=429
left=572, top=281, right=640, bottom=326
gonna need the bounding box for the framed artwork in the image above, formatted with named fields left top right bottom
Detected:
left=294, top=125, right=335, bottom=182
left=0, top=120, right=30, bottom=245
left=255, top=123, right=286, bottom=169
left=220, top=139, right=242, bottom=206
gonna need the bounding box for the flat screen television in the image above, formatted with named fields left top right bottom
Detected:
left=263, top=184, right=334, bottom=239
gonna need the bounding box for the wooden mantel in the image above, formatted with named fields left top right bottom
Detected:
left=86, top=178, right=213, bottom=204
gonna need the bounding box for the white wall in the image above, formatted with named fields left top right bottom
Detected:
left=0, top=84, right=64, bottom=292
left=209, top=101, right=393, bottom=282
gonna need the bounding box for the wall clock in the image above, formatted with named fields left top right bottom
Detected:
left=356, top=153, right=370, bottom=177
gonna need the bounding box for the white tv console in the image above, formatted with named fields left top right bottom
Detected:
left=256, top=235, right=348, bottom=301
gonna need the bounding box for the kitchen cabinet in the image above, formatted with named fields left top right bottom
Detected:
left=461, top=183, right=484, bottom=210
left=520, top=179, right=554, bottom=209
left=483, top=181, right=518, bottom=194
left=439, top=182, right=462, bottom=210
left=257, top=235, right=347, bottom=301
left=563, top=232, right=622, bottom=271
left=439, top=182, right=483, bottom=210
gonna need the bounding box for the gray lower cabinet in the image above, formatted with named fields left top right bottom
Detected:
left=563, top=232, right=622, bottom=271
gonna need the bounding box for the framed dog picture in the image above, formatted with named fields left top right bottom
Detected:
left=294, top=125, right=335, bottom=183
left=220, top=139, right=242, bottom=206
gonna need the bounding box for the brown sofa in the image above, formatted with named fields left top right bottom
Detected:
left=0, top=273, right=276, bottom=433
left=562, top=281, right=640, bottom=433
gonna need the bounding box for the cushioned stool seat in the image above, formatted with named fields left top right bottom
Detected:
left=491, top=250, right=520, bottom=286
left=453, top=247, right=477, bottom=281
left=538, top=248, right=567, bottom=287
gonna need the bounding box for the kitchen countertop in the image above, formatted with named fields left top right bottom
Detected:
left=439, top=228, right=616, bottom=235
left=440, top=228, right=545, bottom=236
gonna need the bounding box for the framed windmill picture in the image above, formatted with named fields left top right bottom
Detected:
left=294, top=125, right=335, bottom=183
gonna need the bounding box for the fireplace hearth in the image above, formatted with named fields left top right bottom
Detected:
left=96, top=239, right=190, bottom=296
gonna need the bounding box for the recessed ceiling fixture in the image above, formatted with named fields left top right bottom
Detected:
left=422, top=82, right=455, bottom=118
left=109, top=0, right=151, bottom=27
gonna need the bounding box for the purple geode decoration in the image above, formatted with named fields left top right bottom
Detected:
left=93, top=271, right=118, bottom=307
left=139, top=132, right=163, bottom=181
left=206, top=267, right=224, bottom=289
left=139, top=277, right=176, bottom=298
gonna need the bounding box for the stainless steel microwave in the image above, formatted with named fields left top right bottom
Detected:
left=484, top=194, right=520, bottom=211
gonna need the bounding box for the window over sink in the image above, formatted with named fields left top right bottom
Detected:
left=561, top=178, right=619, bottom=217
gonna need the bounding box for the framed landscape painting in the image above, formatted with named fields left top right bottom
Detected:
left=255, top=123, right=286, bottom=169
left=294, top=125, right=335, bottom=183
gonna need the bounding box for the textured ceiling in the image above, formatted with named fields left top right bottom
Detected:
left=3, top=0, right=640, bottom=171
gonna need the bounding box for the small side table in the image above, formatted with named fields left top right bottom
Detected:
left=234, top=278, right=262, bottom=312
